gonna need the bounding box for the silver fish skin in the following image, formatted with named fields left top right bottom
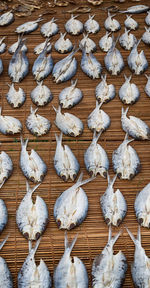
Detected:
left=16, top=181, right=49, bottom=240
left=54, top=133, right=80, bottom=182
left=54, top=106, right=83, bottom=137
left=0, top=11, right=14, bottom=26
left=119, top=28, right=137, bottom=50
left=20, top=137, right=47, bottom=183
left=54, top=233, right=88, bottom=287
left=104, top=37, right=124, bottom=75
left=92, top=226, right=127, bottom=288
left=0, top=198, right=8, bottom=233
left=54, top=32, right=73, bottom=54
left=0, top=36, right=6, bottom=54
left=121, top=107, right=150, bottom=140
left=126, top=226, right=150, bottom=287
left=18, top=239, right=51, bottom=288
left=0, top=236, right=13, bottom=288
left=145, top=74, right=150, bottom=97
left=15, top=17, right=42, bottom=34
left=99, top=32, right=113, bottom=52
left=79, top=33, right=97, bottom=53
left=0, top=57, right=3, bottom=76
left=104, top=12, right=121, bottom=32
left=26, top=106, right=51, bottom=137
left=54, top=173, right=92, bottom=230
left=145, top=11, right=150, bottom=25
left=120, top=5, right=150, bottom=14
left=41, top=17, right=59, bottom=38
left=0, top=107, right=22, bottom=135
left=8, top=35, right=28, bottom=54
left=65, top=14, right=83, bottom=35
left=80, top=46, right=102, bottom=79
left=52, top=48, right=78, bottom=83
left=30, top=81, right=53, bottom=107
left=95, top=74, right=115, bottom=104
left=59, top=79, right=83, bottom=109
left=112, top=133, right=141, bottom=180
left=142, top=26, right=150, bottom=45
left=87, top=101, right=111, bottom=133
left=84, top=15, right=100, bottom=34
left=84, top=131, right=109, bottom=178
left=0, top=151, right=13, bottom=185
left=124, top=15, right=138, bottom=30
left=127, top=39, right=148, bottom=75
left=134, top=183, right=150, bottom=228
left=6, top=83, right=26, bottom=108
left=119, top=74, right=140, bottom=105
left=100, top=174, right=127, bottom=226
left=34, top=39, right=52, bottom=55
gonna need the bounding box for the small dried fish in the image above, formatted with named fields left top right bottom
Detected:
left=0, top=236, right=13, bottom=288
left=65, top=5, right=91, bottom=14
left=54, top=132, right=80, bottom=181
left=145, top=11, right=150, bottom=25
left=119, top=28, right=137, bottom=50
left=59, top=79, right=83, bottom=109
left=99, top=31, right=113, bottom=52
left=84, top=14, right=100, bottom=34
left=0, top=107, right=22, bottom=135
left=8, top=35, right=28, bottom=54
left=145, top=74, right=150, bottom=97
left=34, top=39, right=52, bottom=55
left=121, top=107, right=150, bottom=140
left=6, top=83, right=26, bottom=108
left=95, top=74, right=115, bottom=104
left=142, top=26, right=150, bottom=45
left=100, top=174, right=127, bottom=226
left=0, top=151, right=13, bottom=186
left=0, top=36, right=6, bottom=54
left=54, top=233, right=88, bottom=287
left=54, top=32, right=73, bottom=54
left=134, top=183, right=150, bottom=228
left=104, top=11, right=121, bottom=32
left=54, top=0, right=68, bottom=7
left=128, top=39, right=148, bottom=75
left=120, top=5, right=150, bottom=14
left=104, top=37, right=124, bottom=75
left=65, top=14, right=83, bottom=35
left=0, top=11, right=14, bottom=26
left=84, top=131, right=109, bottom=178
left=41, top=17, right=59, bottom=37
left=124, top=15, right=138, bottom=30
left=20, top=137, right=47, bottom=183
left=87, top=0, right=103, bottom=5
left=79, top=33, right=97, bottom=53
left=119, top=74, right=140, bottom=104
left=87, top=101, right=110, bottom=133
left=30, top=81, right=53, bottom=107
left=15, top=17, right=42, bottom=34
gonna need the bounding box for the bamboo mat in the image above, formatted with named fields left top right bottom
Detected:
left=1, top=0, right=150, bottom=287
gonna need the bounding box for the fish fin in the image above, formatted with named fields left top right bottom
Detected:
left=109, top=12, right=116, bottom=18
left=137, top=225, right=141, bottom=243
left=36, top=17, right=43, bottom=23
left=145, top=74, right=149, bottom=80
left=0, top=234, right=9, bottom=251
left=111, top=229, right=122, bottom=246
left=126, top=226, right=137, bottom=245
left=121, top=106, right=129, bottom=117
left=26, top=181, right=41, bottom=195
left=124, top=74, right=132, bottom=82
left=76, top=172, right=83, bottom=184
left=89, top=14, right=95, bottom=20
left=71, top=79, right=78, bottom=87
left=65, top=231, right=78, bottom=252
left=53, top=105, right=61, bottom=114
left=71, top=14, right=79, bottom=20
left=30, top=106, right=38, bottom=114
left=93, top=130, right=102, bottom=143
left=0, top=179, right=6, bottom=189
left=31, top=237, right=41, bottom=255
left=110, top=174, right=117, bottom=187
left=20, top=137, right=28, bottom=149
left=55, top=132, right=62, bottom=144
left=78, top=174, right=95, bottom=187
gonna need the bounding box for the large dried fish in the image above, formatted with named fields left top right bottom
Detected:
left=65, top=14, right=83, bottom=35
left=79, top=33, right=96, bottom=53
left=6, top=83, right=26, bottom=108
left=124, top=15, right=138, bottom=30
left=120, top=5, right=150, bottom=14
left=84, top=14, right=100, bottom=34
left=15, top=17, right=42, bottom=34
left=41, top=17, right=59, bottom=37
left=128, top=39, right=148, bottom=74
left=95, top=74, right=115, bottom=104
left=0, top=151, right=13, bottom=186
left=104, top=12, right=121, bottom=32
left=119, top=28, right=137, bottom=50
left=99, top=32, right=113, bottom=52
left=135, top=183, right=150, bottom=228
left=104, top=37, right=124, bottom=75
left=30, top=81, right=53, bottom=106
left=54, top=32, right=73, bottom=54
left=0, top=11, right=14, bottom=26
left=58, top=79, right=83, bottom=109
left=119, top=74, right=140, bottom=104
left=0, top=236, right=13, bottom=288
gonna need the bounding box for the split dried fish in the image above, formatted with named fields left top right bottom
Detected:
left=16, top=181, right=49, bottom=240
left=41, top=17, right=59, bottom=37
left=34, top=39, right=52, bottom=55
left=15, top=17, right=42, bottom=34
left=145, top=11, right=150, bottom=25
left=79, top=33, right=97, bottom=53
left=104, top=37, right=124, bottom=75
left=100, top=174, right=127, bottom=226
left=0, top=107, right=22, bottom=135
left=20, top=137, right=47, bottom=183
left=145, top=74, right=150, bottom=97
left=0, top=236, right=13, bottom=288
left=54, top=32, right=73, bottom=54
left=8, top=35, right=28, bottom=54
left=0, top=11, right=14, bottom=26
left=104, top=12, right=121, bottom=32
left=128, top=39, right=148, bottom=74
left=30, top=81, right=53, bottom=107
left=99, top=31, right=113, bottom=52
left=59, top=79, right=83, bottom=109
left=120, top=5, right=150, bottom=14
left=119, top=28, right=137, bottom=50
left=54, top=132, right=80, bottom=181
left=65, top=14, right=83, bottom=35
left=119, top=74, right=140, bottom=104
left=0, top=36, right=6, bottom=54
left=6, top=83, right=26, bottom=108
left=124, top=15, right=138, bottom=30
left=142, top=26, right=150, bottom=45
left=84, top=14, right=100, bottom=34
left=135, top=183, right=150, bottom=228
left=0, top=151, right=13, bottom=186
left=95, top=74, right=116, bottom=104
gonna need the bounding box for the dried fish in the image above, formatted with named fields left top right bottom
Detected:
left=84, top=14, right=100, bottom=34
left=15, top=17, right=42, bottom=34
left=99, top=31, right=113, bottom=52
left=124, top=15, right=138, bottom=30
left=0, top=36, right=6, bottom=54
left=145, top=11, right=150, bottom=25
left=104, top=11, right=121, bottom=32
left=79, top=34, right=96, bottom=53
left=8, top=35, right=28, bottom=54
left=0, top=107, right=22, bottom=135
left=119, top=28, right=137, bottom=50
left=65, top=6, right=91, bottom=14
left=6, top=83, right=26, bottom=108
left=59, top=79, right=83, bottom=109
left=54, top=0, right=68, bottom=6
left=41, top=17, right=59, bottom=37
left=0, top=197, right=7, bottom=233
left=87, top=0, right=103, bottom=5
left=119, top=74, right=140, bottom=104
left=65, top=14, right=83, bottom=35
left=0, top=236, right=13, bottom=288
left=135, top=183, right=150, bottom=228
left=145, top=74, right=150, bottom=97
left=142, top=26, right=150, bottom=45
left=87, top=101, right=110, bottom=133
left=30, top=81, right=53, bottom=107
left=95, top=74, right=115, bottom=104
left=0, top=151, right=13, bottom=186
left=120, top=5, right=150, bottom=14
left=104, top=37, right=124, bottom=75
left=54, top=32, right=73, bottom=54
left=34, top=39, right=52, bottom=55
left=128, top=39, right=148, bottom=75
left=0, top=11, right=14, bottom=26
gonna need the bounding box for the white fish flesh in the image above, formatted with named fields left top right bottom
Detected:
left=41, top=17, right=59, bottom=38
left=54, top=133, right=80, bottom=182
left=8, top=35, right=28, bottom=54
left=100, top=174, right=127, bottom=226
left=126, top=226, right=150, bottom=287
left=120, top=5, right=150, bottom=14
left=26, top=106, right=51, bottom=137
left=54, top=32, right=73, bottom=54
left=79, top=34, right=97, bottom=53
left=95, top=74, right=115, bottom=103
left=0, top=107, right=22, bottom=135
left=0, top=151, right=13, bottom=186
left=84, top=131, right=109, bottom=178
left=124, top=15, right=138, bottom=30
left=54, top=173, right=92, bottom=230
left=84, top=15, right=100, bottom=34
left=104, top=37, right=124, bottom=75
left=142, top=26, right=150, bottom=45
left=112, top=134, right=141, bottom=180
left=127, top=39, right=148, bottom=75
left=54, top=233, right=88, bottom=287
left=0, top=236, right=13, bottom=287
left=20, top=137, right=47, bottom=183
left=16, top=181, right=49, bottom=240
left=134, top=183, right=150, bottom=228
left=6, top=83, right=26, bottom=108
left=18, top=239, right=51, bottom=288
left=34, top=39, right=52, bottom=55
left=119, top=74, right=140, bottom=104
left=145, top=11, right=150, bottom=25
left=15, top=17, right=42, bottom=34
left=87, top=101, right=110, bottom=133
left=65, top=14, right=83, bottom=35
left=0, top=11, right=14, bottom=26
left=30, top=81, right=53, bottom=107
left=0, top=197, right=7, bottom=233
left=59, top=79, right=83, bottom=109
left=104, top=12, right=121, bottom=32
left=52, top=48, right=78, bottom=83
left=92, top=226, right=127, bottom=288
left=121, top=107, right=150, bottom=140
left=119, top=28, right=137, bottom=50
left=145, top=74, right=150, bottom=97
left=0, top=36, right=6, bottom=54
left=54, top=106, right=83, bottom=137
left=99, top=32, right=113, bottom=52
left=80, top=45, right=102, bottom=79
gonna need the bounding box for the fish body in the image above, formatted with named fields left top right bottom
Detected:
left=20, top=138, right=47, bottom=183
left=104, top=12, right=121, bottom=32
left=54, top=106, right=83, bottom=137
left=26, top=106, right=51, bottom=137
left=127, top=40, right=148, bottom=75
left=6, top=83, right=26, bottom=108
left=34, top=40, right=52, bottom=55
left=104, top=38, right=124, bottom=75
left=120, top=5, right=150, bottom=14
left=84, top=15, right=100, bottom=34
left=84, top=131, right=109, bottom=178
left=54, top=233, right=88, bottom=287
left=121, top=107, right=150, bottom=140
left=54, top=33, right=73, bottom=54
left=65, top=14, right=83, bottom=35
left=0, top=37, right=6, bottom=54
left=99, top=32, right=113, bottom=52
left=145, top=74, right=150, bottom=97
left=134, top=183, right=150, bottom=228
left=95, top=74, right=115, bottom=103
left=124, top=15, right=138, bottom=30
left=0, top=107, right=22, bottom=135
left=0, top=151, right=13, bottom=186
left=145, top=11, right=150, bottom=25
left=54, top=133, right=80, bottom=182
left=100, top=174, right=127, bottom=226
left=79, top=34, right=97, bottom=53
left=0, top=11, right=14, bottom=26
left=92, top=226, right=127, bottom=288
left=142, top=26, right=150, bottom=45
left=59, top=79, right=83, bottom=108
left=15, top=17, right=42, bottom=34
left=0, top=197, right=8, bottom=233
left=30, top=81, right=53, bottom=107
left=119, top=74, right=140, bottom=104
left=0, top=58, right=3, bottom=76
left=80, top=46, right=102, bottom=79
left=41, top=18, right=59, bottom=38
left=8, top=35, right=28, bottom=54
left=119, top=28, right=137, bottom=50
left=87, top=101, right=110, bottom=133
left=0, top=236, right=13, bottom=288
left=16, top=181, right=48, bottom=240
left=18, top=239, right=51, bottom=288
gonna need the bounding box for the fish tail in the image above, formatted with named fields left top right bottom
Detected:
left=93, top=130, right=102, bottom=143
left=0, top=179, right=6, bottom=189
left=20, top=137, right=28, bottom=149
left=30, top=105, right=38, bottom=114
left=121, top=106, right=129, bottom=117
left=125, top=226, right=137, bottom=245
left=55, top=132, right=62, bottom=144
left=0, top=234, right=9, bottom=251
left=29, top=237, right=41, bottom=254
left=71, top=78, right=78, bottom=87
left=65, top=232, right=78, bottom=253
left=110, top=174, right=117, bottom=187
left=26, top=181, right=41, bottom=195
left=111, top=229, right=122, bottom=246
